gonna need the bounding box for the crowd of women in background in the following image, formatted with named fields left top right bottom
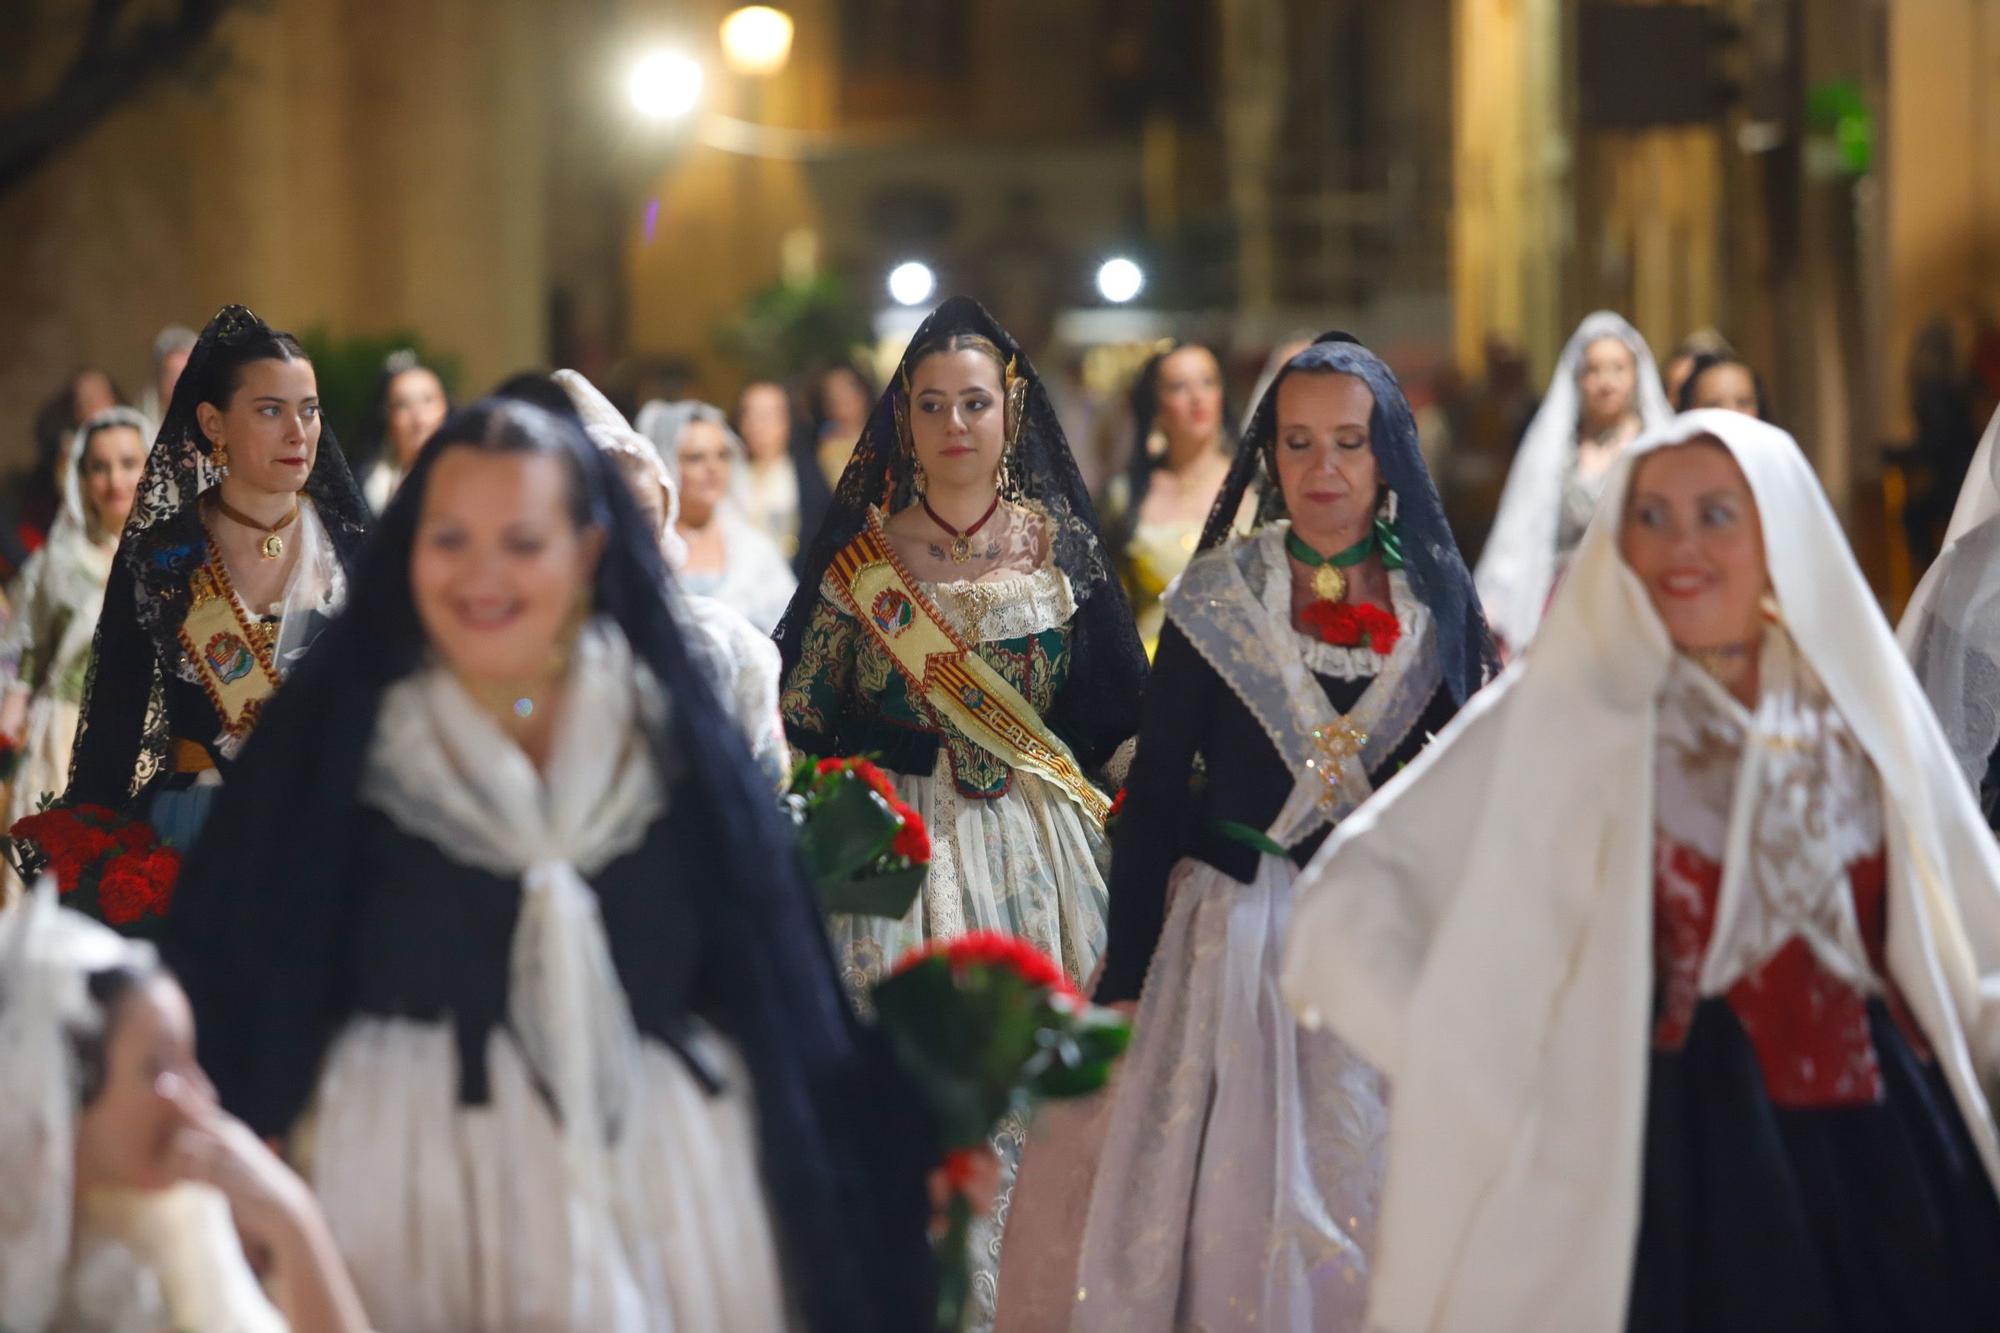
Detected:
left=7, top=291, right=2000, bottom=1333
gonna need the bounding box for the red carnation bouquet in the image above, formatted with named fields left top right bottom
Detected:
left=1300, top=599, right=1401, bottom=653
left=873, top=930, right=1132, bottom=1331
left=7, top=804, right=180, bottom=935
left=784, top=755, right=931, bottom=919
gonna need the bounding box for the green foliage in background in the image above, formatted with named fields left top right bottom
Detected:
left=714, top=275, right=873, bottom=381
left=295, top=329, right=462, bottom=464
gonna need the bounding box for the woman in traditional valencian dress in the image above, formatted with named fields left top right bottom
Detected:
left=776, top=295, right=1145, bottom=1326
left=358, top=349, right=450, bottom=515
left=777, top=296, right=1144, bottom=990
left=0, top=407, right=151, bottom=833
left=63, top=306, right=367, bottom=849
left=1474, top=311, right=1671, bottom=655
left=1101, top=341, right=1237, bottom=656
left=1003, top=335, right=1496, bottom=1332
left=167, top=396, right=935, bottom=1331
left=634, top=399, right=798, bottom=635
left=556, top=370, right=788, bottom=784
left=1286, top=410, right=2000, bottom=1332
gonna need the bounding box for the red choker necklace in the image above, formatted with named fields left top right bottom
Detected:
left=921, top=493, right=1002, bottom=563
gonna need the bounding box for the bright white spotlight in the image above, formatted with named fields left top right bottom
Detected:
left=628, top=49, right=704, bottom=121
left=1096, top=256, right=1144, bottom=304
left=720, top=6, right=796, bottom=78
left=888, top=261, right=937, bottom=307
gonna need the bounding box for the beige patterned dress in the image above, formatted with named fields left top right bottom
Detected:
left=779, top=502, right=1113, bottom=1329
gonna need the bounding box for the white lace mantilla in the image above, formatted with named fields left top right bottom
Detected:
left=924, top=565, right=1076, bottom=643
left=1247, top=527, right=1431, bottom=680
left=818, top=531, right=1078, bottom=646
left=1658, top=628, right=1886, bottom=996
left=1165, top=523, right=1440, bottom=849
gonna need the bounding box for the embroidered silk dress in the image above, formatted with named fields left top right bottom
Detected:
left=1067, top=528, right=1458, bottom=1332
left=0, top=424, right=120, bottom=825
left=1627, top=642, right=2000, bottom=1332
left=64, top=308, right=367, bottom=858
left=776, top=297, right=1146, bottom=1333
left=999, top=334, right=1498, bottom=1333
left=782, top=504, right=1110, bottom=991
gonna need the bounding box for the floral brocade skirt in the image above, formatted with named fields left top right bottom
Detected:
left=828, top=765, right=1112, bottom=1333
left=1002, top=852, right=1385, bottom=1333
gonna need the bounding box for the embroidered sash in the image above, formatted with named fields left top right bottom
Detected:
left=174, top=545, right=281, bottom=746
left=828, top=520, right=1110, bottom=826
left=1164, top=524, right=1441, bottom=849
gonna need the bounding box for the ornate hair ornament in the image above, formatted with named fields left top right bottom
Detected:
left=207, top=303, right=264, bottom=344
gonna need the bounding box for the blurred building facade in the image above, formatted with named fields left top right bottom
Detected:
left=627, top=0, right=1457, bottom=398
left=1457, top=0, right=2000, bottom=543
left=2, top=0, right=1996, bottom=567
left=0, top=0, right=608, bottom=455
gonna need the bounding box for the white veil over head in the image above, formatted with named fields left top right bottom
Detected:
left=1899, top=402, right=2000, bottom=789
left=0, top=882, right=154, bottom=1330
left=1287, top=409, right=2000, bottom=1332
left=553, top=371, right=689, bottom=572
left=1472, top=311, right=1673, bottom=653
left=60, top=407, right=155, bottom=544
left=634, top=399, right=797, bottom=636
left=633, top=400, right=749, bottom=489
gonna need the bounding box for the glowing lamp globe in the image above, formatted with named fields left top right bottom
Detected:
left=721, top=7, right=795, bottom=78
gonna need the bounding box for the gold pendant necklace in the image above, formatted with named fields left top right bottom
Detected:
left=1287, top=529, right=1375, bottom=605
left=921, top=493, right=1002, bottom=564
left=212, top=493, right=301, bottom=560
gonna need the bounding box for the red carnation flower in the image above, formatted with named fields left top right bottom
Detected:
left=941, top=1147, right=984, bottom=1193
left=1353, top=604, right=1401, bottom=653
left=1299, top=600, right=1400, bottom=653
left=95, top=862, right=158, bottom=925
left=890, top=804, right=931, bottom=864
left=849, top=758, right=898, bottom=802
left=12, top=809, right=118, bottom=891
left=1106, top=787, right=1127, bottom=824
left=894, top=929, right=1079, bottom=999
left=815, top=756, right=845, bottom=776
left=114, top=821, right=156, bottom=854
left=139, top=846, right=182, bottom=909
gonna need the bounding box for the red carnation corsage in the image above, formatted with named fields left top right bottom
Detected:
left=1299, top=600, right=1401, bottom=653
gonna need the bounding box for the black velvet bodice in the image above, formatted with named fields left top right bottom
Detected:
left=1093, top=617, right=1458, bottom=1004
left=345, top=802, right=714, bottom=1105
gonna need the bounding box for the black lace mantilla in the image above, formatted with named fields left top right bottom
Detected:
left=65, top=304, right=370, bottom=808
left=1203, top=332, right=1499, bottom=706
left=774, top=295, right=1147, bottom=771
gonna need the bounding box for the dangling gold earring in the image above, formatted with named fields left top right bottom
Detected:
left=211, top=440, right=230, bottom=476
left=912, top=456, right=929, bottom=497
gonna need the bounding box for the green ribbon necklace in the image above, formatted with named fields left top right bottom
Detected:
left=1285, top=518, right=1403, bottom=603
